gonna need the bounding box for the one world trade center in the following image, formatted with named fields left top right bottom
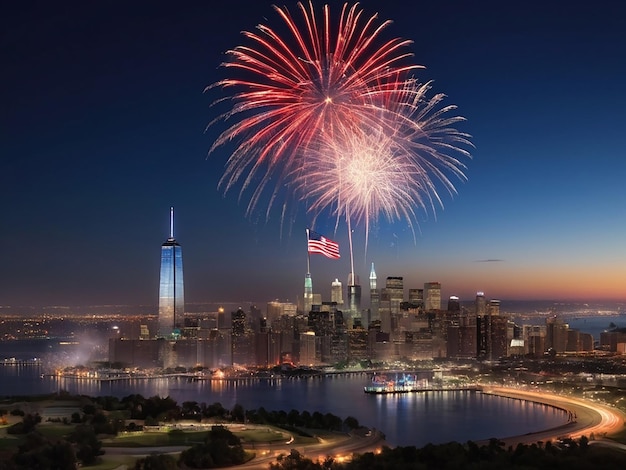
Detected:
left=158, top=207, right=184, bottom=338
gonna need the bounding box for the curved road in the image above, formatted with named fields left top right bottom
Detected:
left=103, top=428, right=387, bottom=469
left=482, top=387, right=626, bottom=446
left=234, top=428, right=387, bottom=469
left=104, top=388, right=626, bottom=467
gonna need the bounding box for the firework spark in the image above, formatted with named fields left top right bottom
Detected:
left=209, top=1, right=472, bottom=284
left=297, top=78, right=471, bottom=240
left=299, top=126, right=426, bottom=237
left=208, top=1, right=421, bottom=216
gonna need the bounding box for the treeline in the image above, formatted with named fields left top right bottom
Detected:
left=0, top=392, right=362, bottom=469
left=272, top=437, right=626, bottom=470
left=0, top=420, right=245, bottom=470
left=74, top=392, right=362, bottom=432
left=2, top=391, right=363, bottom=434
left=0, top=414, right=103, bottom=469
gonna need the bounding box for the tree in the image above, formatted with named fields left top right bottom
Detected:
left=324, top=413, right=342, bottom=431
left=205, top=402, right=227, bottom=419
left=13, top=433, right=77, bottom=470
left=178, top=425, right=246, bottom=468
left=144, top=415, right=159, bottom=426
left=181, top=401, right=201, bottom=421
left=134, top=453, right=178, bottom=470
left=343, top=416, right=359, bottom=430
left=207, top=425, right=241, bottom=446
left=231, top=404, right=245, bottom=423
left=7, top=413, right=41, bottom=435
left=82, top=403, right=97, bottom=415
left=68, top=424, right=104, bottom=466
left=579, top=435, right=589, bottom=452
left=287, top=409, right=301, bottom=427
left=269, top=450, right=324, bottom=470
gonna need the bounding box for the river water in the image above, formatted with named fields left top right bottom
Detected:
left=0, top=363, right=567, bottom=448
left=3, top=310, right=623, bottom=446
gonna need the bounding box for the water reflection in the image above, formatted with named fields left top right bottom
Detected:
left=1, top=368, right=568, bottom=447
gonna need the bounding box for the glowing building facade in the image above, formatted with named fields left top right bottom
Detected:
left=331, top=278, right=343, bottom=305
left=424, top=282, right=442, bottom=311
left=369, top=263, right=379, bottom=323
left=303, top=273, right=313, bottom=314
left=158, top=207, right=184, bottom=337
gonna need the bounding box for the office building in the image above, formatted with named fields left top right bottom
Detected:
left=331, top=279, right=343, bottom=305
left=475, top=292, right=487, bottom=316
left=447, top=296, right=461, bottom=312
left=231, top=307, right=254, bottom=365
left=303, top=273, right=313, bottom=315
left=478, top=314, right=509, bottom=361
left=369, top=263, right=377, bottom=291
left=424, top=282, right=441, bottom=311
left=299, top=331, right=317, bottom=365
left=408, top=289, right=424, bottom=309
left=386, top=277, right=404, bottom=313
left=346, top=272, right=361, bottom=319
left=158, top=207, right=184, bottom=338
left=546, top=315, right=569, bottom=353
left=369, top=263, right=379, bottom=323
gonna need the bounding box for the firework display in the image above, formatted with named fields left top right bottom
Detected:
left=297, top=79, right=470, bottom=241
left=209, top=1, right=471, bottom=245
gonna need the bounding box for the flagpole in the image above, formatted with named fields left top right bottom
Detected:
left=304, top=228, right=313, bottom=316
left=306, top=228, right=310, bottom=274
left=347, top=211, right=355, bottom=287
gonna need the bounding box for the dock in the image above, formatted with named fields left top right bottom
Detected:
left=364, top=384, right=483, bottom=394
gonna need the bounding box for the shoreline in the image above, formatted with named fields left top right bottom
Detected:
left=481, top=386, right=626, bottom=446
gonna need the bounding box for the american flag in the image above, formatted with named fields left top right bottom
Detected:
left=307, top=230, right=340, bottom=259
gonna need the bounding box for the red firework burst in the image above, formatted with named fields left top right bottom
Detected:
left=208, top=1, right=422, bottom=215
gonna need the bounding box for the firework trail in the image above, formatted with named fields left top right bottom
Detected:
left=296, top=79, right=471, bottom=278
left=299, top=79, right=470, bottom=235
left=208, top=1, right=421, bottom=216
left=209, top=1, right=472, bottom=283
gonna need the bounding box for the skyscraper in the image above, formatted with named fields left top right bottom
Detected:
left=475, top=292, right=487, bottom=316
left=386, top=277, right=404, bottom=313
left=408, top=288, right=424, bottom=307
left=369, top=263, right=377, bottom=291
left=158, top=207, right=184, bottom=338
left=304, top=273, right=313, bottom=314
left=331, top=279, right=343, bottom=305
left=369, top=263, right=379, bottom=323
left=424, top=282, right=441, bottom=311
left=447, top=295, right=461, bottom=312
left=346, top=272, right=361, bottom=319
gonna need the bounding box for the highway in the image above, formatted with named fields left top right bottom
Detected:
left=482, top=387, right=626, bottom=446
left=103, top=388, right=626, bottom=467
left=103, top=427, right=388, bottom=469
left=236, top=428, right=388, bottom=469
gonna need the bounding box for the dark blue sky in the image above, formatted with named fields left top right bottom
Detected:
left=2, top=0, right=625, bottom=307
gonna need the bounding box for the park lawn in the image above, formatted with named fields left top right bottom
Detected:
left=0, top=435, right=24, bottom=451
left=103, top=430, right=207, bottom=447
left=104, top=425, right=320, bottom=448
left=37, top=423, right=75, bottom=439
left=291, top=433, right=321, bottom=445
left=237, top=426, right=341, bottom=445
left=0, top=423, right=80, bottom=451
left=237, top=427, right=289, bottom=443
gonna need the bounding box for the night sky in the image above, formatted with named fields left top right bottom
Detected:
left=2, top=0, right=625, bottom=308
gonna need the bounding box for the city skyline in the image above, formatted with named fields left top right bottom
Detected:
left=2, top=0, right=626, bottom=307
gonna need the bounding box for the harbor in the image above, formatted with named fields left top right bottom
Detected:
left=364, top=372, right=482, bottom=394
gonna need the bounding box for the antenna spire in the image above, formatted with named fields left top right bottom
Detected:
left=170, top=206, right=174, bottom=239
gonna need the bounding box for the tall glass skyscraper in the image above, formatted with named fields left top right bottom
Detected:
left=158, top=207, right=184, bottom=338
